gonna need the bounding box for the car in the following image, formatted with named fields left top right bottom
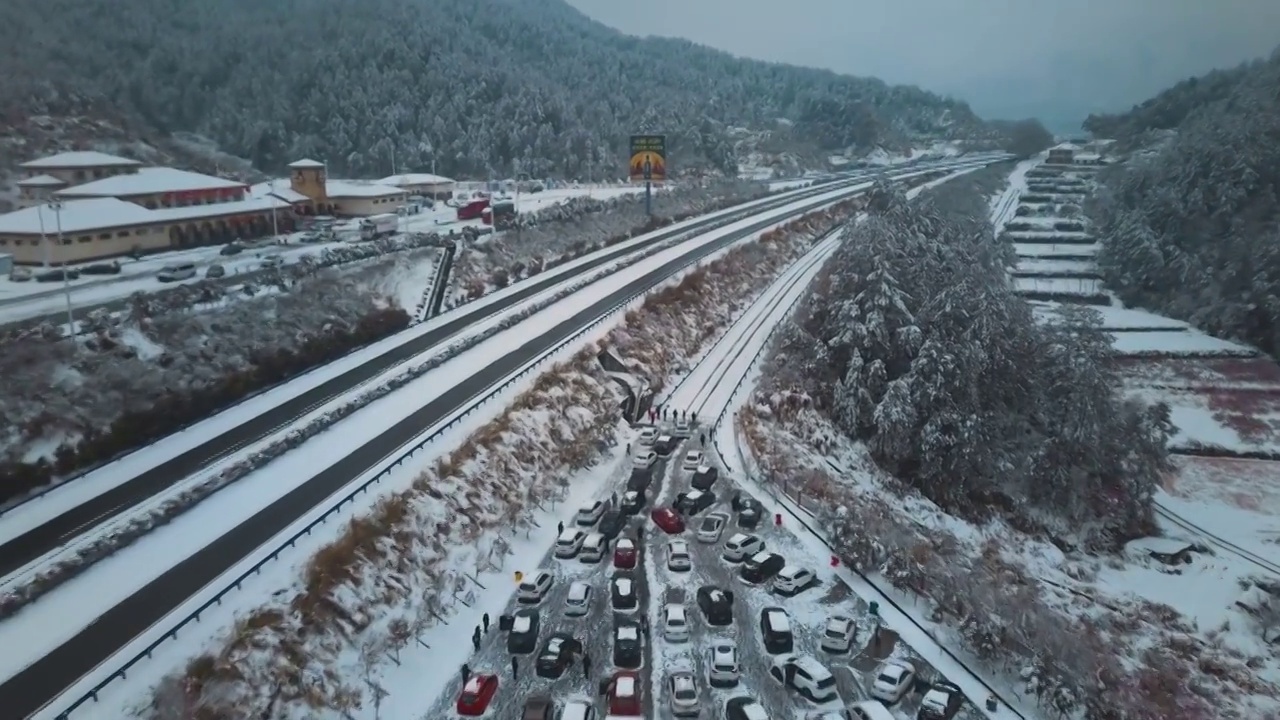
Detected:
left=725, top=696, right=769, bottom=720
left=870, top=660, right=917, bottom=703
left=737, top=497, right=763, bottom=528
left=697, top=511, right=729, bottom=543
left=668, top=540, right=692, bottom=572
left=613, top=538, right=638, bottom=569
left=651, top=507, right=686, bottom=534
left=654, top=434, right=679, bottom=456
left=555, top=528, right=587, bottom=558
left=808, top=709, right=895, bottom=720
left=668, top=670, right=702, bottom=716
left=456, top=673, right=499, bottom=716
left=674, top=418, right=691, bottom=435
left=559, top=699, right=597, bottom=720
left=598, top=509, right=626, bottom=540
left=516, top=570, right=553, bottom=604
left=611, top=573, right=638, bottom=611
left=637, top=427, right=658, bottom=446
left=917, top=681, right=965, bottom=719
left=760, top=607, right=794, bottom=653
left=626, top=468, right=653, bottom=492
left=520, top=695, right=555, bottom=720
left=820, top=615, right=856, bottom=654
left=507, top=608, right=540, bottom=654
left=773, top=565, right=817, bottom=595
left=613, top=620, right=643, bottom=668
left=722, top=533, right=765, bottom=562
left=681, top=450, right=704, bottom=470
left=620, top=490, right=645, bottom=514
left=691, top=464, right=719, bottom=491
left=768, top=654, right=838, bottom=702
left=204, top=263, right=226, bottom=279
left=580, top=532, right=607, bottom=563
left=632, top=450, right=658, bottom=469
left=675, top=489, right=716, bottom=516
left=260, top=256, right=284, bottom=268
left=663, top=603, right=691, bottom=642
left=602, top=670, right=643, bottom=717
left=740, top=551, right=786, bottom=584
left=576, top=500, right=606, bottom=526
left=564, top=581, right=593, bottom=617
left=708, top=641, right=741, bottom=687
left=696, top=585, right=734, bottom=626
left=535, top=633, right=583, bottom=678
left=219, top=243, right=244, bottom=256
left=8, top=266, right=32, bottom=281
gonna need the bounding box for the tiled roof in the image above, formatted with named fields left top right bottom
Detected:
left=288, top=158, right=326, bottom=169
left=16, top=174, right=67, bottom=187
left=20, top=151, right=143, bottom=169
left=57, top=167, right=246, bottom=198
left=326, top=180, right=406, bottom=198
left=377, top=173, right=455, bottom=186
left=0, top=198, right=156, bottom=235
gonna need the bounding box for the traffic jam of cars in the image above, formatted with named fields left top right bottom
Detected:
left=441, top=417, right=977, bottom=719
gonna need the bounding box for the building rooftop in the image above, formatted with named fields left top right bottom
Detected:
left=17, top=174, right=68, bottom=187
left=149, top=196, right=291, bottom=224
left=1051, top=142, right=1081, bottom=152
left=288, top=158, right=326, bottom=169
left=378, top=172, right=455, bottom=186
left=20, top=151, right=143, bottom=170
left=249, top=180, right=311, bottom=204
left=0, top=198, right=156, bottom=235
left=57, top=167, right=247, bottom=198
left=326, top=179, right=405, bottom=199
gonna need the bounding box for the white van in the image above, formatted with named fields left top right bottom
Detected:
left=579, top=532, right=607, bottom=563
left=157, top=263, right=196, bottom=282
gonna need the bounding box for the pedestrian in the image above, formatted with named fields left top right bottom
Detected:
left=472, top=628, right=481, bottom=652
left=511, top=655, right=519, bottom=678
left=692, top=411, right=697, bottom=423
left=557, top=520, right=564, bottom=535
left=482, top=613, right=490, bottom=633
left=700, top=433, right=706, bottom=446
left=461, top=663, right=471, bottom=685
left=626, top=442, right=631, bottom=453
left=582, top=652, right=591, bottom=679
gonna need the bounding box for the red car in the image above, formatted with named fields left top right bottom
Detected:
left=605, top=670, right=643, bottom=717
left=456, top=673, right=499, bottom=716
left=614, top=537, right=638, bottom=569
left=651, top=507, right=685, bottom=534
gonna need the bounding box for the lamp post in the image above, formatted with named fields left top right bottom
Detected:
left=514, top=169, right=530, bottom=245
left=46, top=199, right=77, bottom=345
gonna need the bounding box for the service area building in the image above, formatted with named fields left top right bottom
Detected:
left=377, top=173, right=456, bottom=200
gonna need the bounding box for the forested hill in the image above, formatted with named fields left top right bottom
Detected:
left=1088, top=47, right=1280, bottom=357
left=0, top=0, right=996, bottom=178
left=1082, top=48, right=1279, bottom=143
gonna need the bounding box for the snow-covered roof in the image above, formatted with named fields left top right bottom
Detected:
left=546, top=637, right=564, bottom=653
left=17, top=174, right=67, bottom=187
left=617, top=626, right=638, bottom=640
left=1074, top=153, right=1102, bottom=161
left=742, top=703, right=767, bottom=720
left=669, top=540, right=688, bottom=553
left=666, top=605, right=686, bottom=621
left=326, top=179, right=406, bottom=199
left=149, top=196, right=290, bottom=224
left=462, top=676, right=483, bottom=693
left=0, top=198, right=155, bottom=235
left=615, top=676, right=636, bottom=696
left=749, top=550, right=772, bottom=564
left=765, top=610, right=789, bottom=632
left=558, top=529, right=581, bottom=542
left=615, top=578, right=633, bottom=593
left=1050, top=142, right=1080, bottom=152
left=1126, top=536, right=1195, bottom=557
left=378, top=172, right=455, bottom=186
left=615, top=538, right=634, bottom=549
left=21, top=151, right=142, bottom=169
left=672, top=673, right=695, bottom=692
left=921, top=689, right=951, bottom=712
left=696, top=465, right=712, bottom=474
left=568, top=581, right=590, bottom=601
left=57, top=167, right=246, bottom=198
left=249, top=180, right=310, bottom=204
left=826, top=615, right=853, bottom=632
left=727, top=533, right=749, bottom=546
left=288, top=158, right=326, bottom=169
left=779, top=564, right=803, bottom=578
left=512, top=615, right=532, bottom=633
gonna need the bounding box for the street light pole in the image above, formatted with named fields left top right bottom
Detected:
left=50, top=199, right=77, bottom=346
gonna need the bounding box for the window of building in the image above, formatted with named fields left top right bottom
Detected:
left=98, top=233, right=110, bottom=240
left=0, top=239, right=7, bottom=246
left=146, top=200, right=157, bottom=209
left=76, top=170, right=86, bottom=181
left=79, top=236, right=92, bottom=243
left=60, top=238, right=72, bottom=245
left=117, top=231, right=129, bottom=238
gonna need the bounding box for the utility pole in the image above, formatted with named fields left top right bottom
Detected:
left=50, top=199, right=77, bottom=346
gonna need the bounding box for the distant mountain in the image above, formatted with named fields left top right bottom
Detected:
left=0, top=0, right=999, bottom=179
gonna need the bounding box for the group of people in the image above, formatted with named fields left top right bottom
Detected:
left=646, top=404, right=696, bottom=424
left=459, top=612, right=596, bottom=685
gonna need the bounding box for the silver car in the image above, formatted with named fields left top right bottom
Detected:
left=668, top=670, right=701, bottom=716
left=564, top=581, right=592, bottom=617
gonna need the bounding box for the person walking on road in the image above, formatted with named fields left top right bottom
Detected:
left=472, top=627, right=481, bottom=652
left=511, top=655, right=520, bottom=679
left=582, top=652, right=592, bottom=679
left=700, top=432, right=706, bottom=446
left=557, top=521, right=564, bottom=534
left=461, top=663, right=471, bottom=685
left=691, top=411, right=698, bottom=423
left=482, top=613, right=490, bottom=633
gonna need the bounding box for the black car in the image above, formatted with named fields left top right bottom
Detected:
left=220, top=243, right=244, bottom=256
left=611, top=572, right=638, bottom=611
left=737, top=498, right=763, bottom=529
left=696, top=585, right=734, bottom=626
left=740, top=551, right=785, bottom=584
left=627, top=468, right=653, bottom=492
left=674, top=489, right=716, bottom=516
left=759, top=607, right=794, bottom=654
left=598, top=509, right=626, bottom=540
left=612, top=619, right=643, bottom=668
left=507, top=608, right=540, bottom=654
left=521, top=695, right=555, bottom=720
left=620, top=490, right=645, bottom=514
left=535, top=633, right=583, bottom=678
left=654, top=434, right=679, bottom=456
left=691, top=465, right=719, bottom=491
left=725, top=696, right=768, bottom=720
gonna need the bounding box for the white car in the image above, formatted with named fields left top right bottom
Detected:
left=637, top=427, right=658, bottom=446
left=516, top=570, right=553, bottom=603
left=664, top=603, right=690, bottom=642
left=681, top=449, right=704, bottom=470
left=555, top=528, right=586, bottom=558
left=632, top=450, right=658, bottom=469
left=869, top=660, right=916, bottom=703
left=708, top=641, right=740, bottom=687
left=772, top=565, right=816, bottom=595
left=696, top=511, right=729, bottom=543
left=675, top=418, right=691, bottom=435
left=668, top=671, right=702, bottom=716
left=576, top=500, right=606, bottom=526
left=668, top=540, right=692, bottom=572
left=565, top=581, right=593, bottom=617
left=843, top=701, right=896, bottom=720
left=769, top=653, right=838, bottom=702
left=722, top=532, right=765, bottom=562
left=819, top=615, right=856, bottom=653
left=562, top=699, right=598, bottom=720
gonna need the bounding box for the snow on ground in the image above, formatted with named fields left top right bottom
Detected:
left=1013, top=258, right=1098, bottom=275
left=1013, top=276, right=1102, bottom=296
left=1013, top=243, right=1097, bottom=258
left=988, top=153, right=1043, bottom=235
left=1108, top=331, right=1257, bottom=358
left=1031, top=302, right=1186, bottom=330
left=1160, top=456, right=1280, bottom=562
left=359, top=246, right=441, bottom=312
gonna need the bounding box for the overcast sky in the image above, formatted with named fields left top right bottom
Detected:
left=565, top=0, right=1280, bottom=132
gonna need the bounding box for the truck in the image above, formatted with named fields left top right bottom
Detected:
left=359, top=213, right=399, bottom=240
left=482, top=201, right=518, bottom=230
left=457, top=197, right=490, bottom=221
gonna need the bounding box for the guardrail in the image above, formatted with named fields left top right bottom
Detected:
left=48, top=168, right=922, bottom=719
